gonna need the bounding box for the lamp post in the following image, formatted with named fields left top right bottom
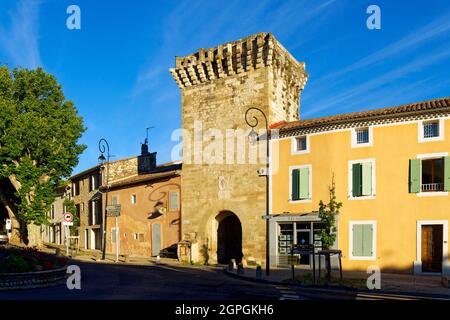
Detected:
left=98, top=138, right=110, bottom=261
left=245, top=107, right=271, bottom=276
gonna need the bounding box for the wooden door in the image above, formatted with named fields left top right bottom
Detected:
left=421, top=225, right=443, bottom=273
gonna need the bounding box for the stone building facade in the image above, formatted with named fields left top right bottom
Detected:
left=69, top=142, right=159, bottom=252
left=41, top=185, right=71, bottom=245
left=105, top=162, right=181, bottom=258
left=170, top=32, right=307, bottom=265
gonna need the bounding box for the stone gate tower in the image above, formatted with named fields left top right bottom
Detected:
left=170, top=32, right=307, bottom=265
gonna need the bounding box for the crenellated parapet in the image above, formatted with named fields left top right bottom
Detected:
left=169, top=32, right=308, bottom=92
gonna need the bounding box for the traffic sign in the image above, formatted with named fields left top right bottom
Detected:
left=107, top=204, right=121, bottom=217
left=63, top=212, right=74, bottom=223
left=62, top=221, right=73, bottom=226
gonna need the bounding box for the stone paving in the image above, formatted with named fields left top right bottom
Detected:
left=225, top=264, right=450, bottom=297
left=40, top=245, right=450, bottom=298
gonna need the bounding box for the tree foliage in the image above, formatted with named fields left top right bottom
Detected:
left=0, top=65, right=86, bottom=225
left=318, top=175, right=343, bottom=250
left=63, top=198, right=79, bottom=236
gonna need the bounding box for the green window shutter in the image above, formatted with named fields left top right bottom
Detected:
left=409, top=159, right=421, bottom=193
left=352, top=225, right=363, bottom=257
left=362, top=224, right=373, bottom=257
left=352, top=163, right=362, bottom=197
left=361, top=162, right=372, bottom=196
left=291, top=169, right=300, bottom=201
left=444, top=157, right=450, bottom=191
left=299, top=167, right=310, bottom=199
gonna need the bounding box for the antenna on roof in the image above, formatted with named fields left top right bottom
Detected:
left=141, top=126, right=154, bottom=155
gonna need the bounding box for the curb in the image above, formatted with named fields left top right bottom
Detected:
left=223, top=268, right=450, bottom=300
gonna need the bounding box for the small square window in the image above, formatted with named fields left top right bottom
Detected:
left=423, top=121, right=439, bottom=139
left=356, top=127, right=369, bottom=144
left=295, top=136, right=307, bottom=151
left=131, top=194, right=137, bottom=204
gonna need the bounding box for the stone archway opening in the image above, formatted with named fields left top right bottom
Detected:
left=216, top=211, right=243, bottom=264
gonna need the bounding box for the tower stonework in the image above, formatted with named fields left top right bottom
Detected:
left=170, top=32, right=307, bottom=264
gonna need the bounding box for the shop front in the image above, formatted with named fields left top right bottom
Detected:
left=269, top=213, right=338, bottom=267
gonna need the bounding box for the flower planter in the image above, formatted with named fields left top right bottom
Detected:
left=0, top=266, right=67, bottom=291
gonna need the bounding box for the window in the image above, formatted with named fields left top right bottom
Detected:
left=131, top=194, right=137, bottom=204
left=349, top=159, right=375, bottom=199
left=111, top=228, right=117, bottom=243
left=89, top=199, right=102, bottom=226
left=50, top=205, right=55, bottom=219
left=290, top=165, right=312, bottom=202
left=72, top=181, right=80, bottom=196
left=111, top=195, right=119, bottom=205
left=409, top=155, right=450, bottom=193
left=291, top=135, right=310, bottom=154
left=349, top=221, right=376, bottom=260
left=356, top=127, right=369, bottom=144
left=133, top=233, right=144, bottom=242
left=419, top=119, right=444, bottom=142
left=423, top=120, right=439, bottom=138
left=168, top=191, right=179, bottom=211
left=89, top=174, right=100, bottom=192
left=296, top=136, right=307, bottom=151
left=351, top=127, right=372, bottom=147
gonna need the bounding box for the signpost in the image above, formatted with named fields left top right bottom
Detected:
left=106, top=204, right=121, bottom=262
left=63, top=212, right=74, bottom=256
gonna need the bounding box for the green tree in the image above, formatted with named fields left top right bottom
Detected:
left=318, top=175, right=343, bottom=250
left=0, top=66, right=86, bottom=238
left=63, top=198, right=79, bottom=236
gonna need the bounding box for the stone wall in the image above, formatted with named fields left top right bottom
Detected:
left=170, top=32, right=307, bottom=265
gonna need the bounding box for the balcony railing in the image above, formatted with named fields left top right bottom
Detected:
left=421, top=183, right=444, bottom=192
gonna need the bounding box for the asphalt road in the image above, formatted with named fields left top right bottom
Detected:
left=0, top=261, right=437, bottom=300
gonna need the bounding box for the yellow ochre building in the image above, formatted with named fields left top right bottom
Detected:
left=270, top=97, right=450, bottom=275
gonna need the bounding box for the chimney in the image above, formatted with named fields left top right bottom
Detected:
left=138, top=137, right=156, bottom=173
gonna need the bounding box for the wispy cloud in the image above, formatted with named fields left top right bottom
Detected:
left=304, top=9, right=450, bottom=103
left=130, top=0, right=339, bottom=99
left=302, top=47, right=450, bottom=117
left=0, top=0, right=42, bottom=69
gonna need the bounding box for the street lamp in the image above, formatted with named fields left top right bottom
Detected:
left=98, top=138, right=110, bottom=261
left=245, top=107, right=271, bottom=276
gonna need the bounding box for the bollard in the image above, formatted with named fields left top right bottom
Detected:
left=156, top=255, right=160, bottom=264
left=237, top=263, right=244, bottom=275
left=255, top=265, right=262, bottom=279
left=231, top=259, right=237, bottom=270
left=228, top=260, right=234, bottom=272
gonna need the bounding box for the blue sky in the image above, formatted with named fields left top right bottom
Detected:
left=1, top=0, right=450, bottom=175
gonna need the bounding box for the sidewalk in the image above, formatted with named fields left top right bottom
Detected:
left=224, top=264, right=450, bottom=297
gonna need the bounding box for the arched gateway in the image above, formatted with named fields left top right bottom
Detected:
left=216, top=211, right=243, bottom=264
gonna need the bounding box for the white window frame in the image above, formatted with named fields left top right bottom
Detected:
left=291, top=135, right=310, bottom=155
left=349, top=220, right=377, bottom=261
left=351, top=126, right=373, bottom=148
left=348, top=158, right=376, bottom=200
left=418, top=118, right=444, bottom=143
left=131, top=194, right=137, bottom=204
left=288, top=164, right=312, bottom=203
left=416, top=152, right=448, bottom=197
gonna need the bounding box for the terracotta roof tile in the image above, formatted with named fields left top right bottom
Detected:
left=273, top=97, right=450, bottom=132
